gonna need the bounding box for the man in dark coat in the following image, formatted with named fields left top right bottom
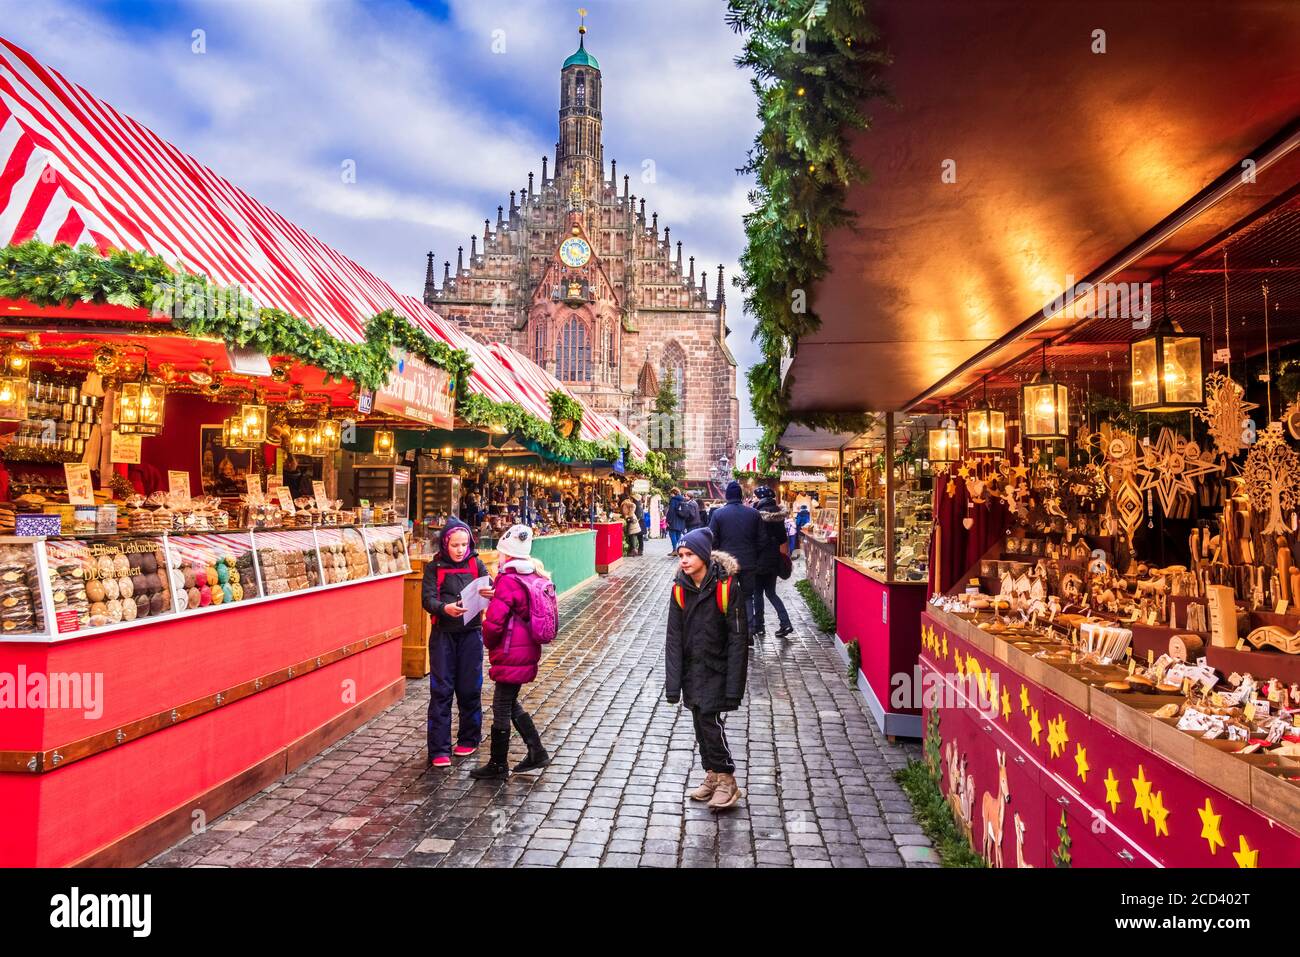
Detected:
left=421, top=517, right=491, bottom=767
left=666, top=527, right=748, bottom=810
left=752, top=486, right=794, bottom=637
left=666, top=487, right=687, bottom=552
left=707, top=480, right=763, bottom=638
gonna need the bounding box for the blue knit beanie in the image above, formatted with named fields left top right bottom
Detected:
left=725, top=480, right=743, bottom=502
left=679, top=527, right=713, bottom=564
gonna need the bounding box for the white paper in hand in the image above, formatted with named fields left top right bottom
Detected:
left=459, top=575, right=492, bottom=624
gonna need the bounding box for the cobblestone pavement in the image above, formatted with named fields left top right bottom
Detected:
left=149, top=536, right=930, bottom=868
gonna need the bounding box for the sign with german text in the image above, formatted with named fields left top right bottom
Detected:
left=373, top=351, right=454, bottom=429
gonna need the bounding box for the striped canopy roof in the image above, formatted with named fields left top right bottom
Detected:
left=0, top=35, right=642, bottom=454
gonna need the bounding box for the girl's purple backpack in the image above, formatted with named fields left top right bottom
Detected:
left=515, top=572, right=558, bottom=644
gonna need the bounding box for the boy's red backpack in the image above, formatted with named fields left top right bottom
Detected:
left=514, top=571, right=559, bottom=645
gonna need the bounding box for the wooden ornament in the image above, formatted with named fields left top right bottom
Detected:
left=1242, top=424, right=1300, bottom=536
left=1195, top=372, right=1258, bottom=459
left=1205, top=584, right=1238, bottom=649
left=1278, top=536, right=1294, bottom=604
left=1169, top=633, right=1205, bottom=662
left=1135, top=428, right=1223, bottom=517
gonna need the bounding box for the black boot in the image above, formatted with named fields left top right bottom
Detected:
left=511, top=712, right=550, bottom=773
left=469, top=727, right=510, bottom=780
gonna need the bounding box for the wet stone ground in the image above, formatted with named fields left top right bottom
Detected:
left=148, top=536, right=932, bottom=868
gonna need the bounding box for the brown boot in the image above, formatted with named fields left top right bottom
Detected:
left=689, top=771, right=720, bottom=802
left=707, top=773, right=744, bottom=811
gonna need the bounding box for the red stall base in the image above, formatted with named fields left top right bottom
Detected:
left=834, top=559, right=927, bottom=740
left=0, top=576, right=405, bottom=867
left=584, top=522, right=625, bottom=574
left=921, top=608, right=1300, bottom=868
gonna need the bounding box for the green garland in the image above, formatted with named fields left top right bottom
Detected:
left=547, top=390, right=585, bottom=434
left=1, top=239, right=662, bottom=470
left=728, top=1, right=890, bottom=440
left=0, top=240, right=473, bottom=393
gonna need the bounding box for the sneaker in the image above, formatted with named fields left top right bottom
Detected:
left=453, top=744, right=478, bottom=757
left=430, top=755, right=451, bottom=768
left=775, top=625, right=794, bottom=638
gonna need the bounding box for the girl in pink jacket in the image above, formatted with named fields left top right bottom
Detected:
left=470, top=524, right=553, bottom=780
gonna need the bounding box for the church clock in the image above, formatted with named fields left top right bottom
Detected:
left=559, top=236, right=592, bottom=267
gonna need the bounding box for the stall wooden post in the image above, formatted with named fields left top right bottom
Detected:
left=402, top=557, right=431, bottom=677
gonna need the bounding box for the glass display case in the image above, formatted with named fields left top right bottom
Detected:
left=167, top=531, right=260, bottom=612
left=1, top=525, right=411, bottom=642
left=892, top=487, right=932, bottom=582
left=44, top=535, right=174, bottom=636
left=316, top=526, right=372, bottom=584
left=364, top=524, right=412, bottom=576
left=254, top=529, right=323, bottom=596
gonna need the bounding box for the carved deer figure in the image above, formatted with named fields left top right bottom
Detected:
left=1014, top=813, right=1033, bottom=868
left=958, top=759, right=975, bottom=844
left=981, top=749, right=1010, bottom=867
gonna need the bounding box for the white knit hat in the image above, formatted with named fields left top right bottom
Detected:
left=496, top=523, right=534, bottom=559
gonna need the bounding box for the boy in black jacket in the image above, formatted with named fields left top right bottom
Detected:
left=665, top=527, right=749, bottom=811
left=422, top=518, right=493, bottom=768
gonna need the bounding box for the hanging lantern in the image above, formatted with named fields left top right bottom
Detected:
left=927, top=416, right=961, bottom=468
left=965, top=377, right=1006, bottom=454
left=373, top=429, right=395, bottom=454
left=289, top=425, right=311, bottom=455
left=5, top=350, right=28, bottom=374
left=308, top=426, right=325, bottom=456
left=316, top=418, right=340, bottom=451
left=0, top=368, right=29, bottom=422
left=222, top=414, right=251, bottom=449
left=117, top=355, right=166, bottom=435
left=240, top=402, right=268, bottom=446
left=1130, top=286, right=1204, bottom=411
left=1021, top=341, right=1069, bottom=441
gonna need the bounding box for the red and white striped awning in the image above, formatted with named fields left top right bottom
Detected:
left=487, top=343, right=649, bottom=459
left=0, top=37, right=647, bottom=459
left=0, top=36, right=456, bottom=348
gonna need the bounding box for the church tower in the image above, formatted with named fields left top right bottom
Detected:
left=555, top=12, right=602, bottom=202
left=422, top=13, right=739, bottom=486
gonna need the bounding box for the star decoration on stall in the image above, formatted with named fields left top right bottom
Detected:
left=1028, top=707, right=1043, bottom=746
left=956, top=462, right=972, bottom=479
left=1195, top=372, right=1259, bottom=459
left=1232, top=835, right=1259, bottom=868
left=1020, top=684, right=1030, bottom=715
left=1197, top=798, right=1224, bottom=855
left=1047, top=715, right=1069, bottom=758
left=1148, top=791, right=1170, bottom=837
left=1103, top=769, right=1121, bottom=813
left=1135, top=428, right=1223, bottom=516
left=1132, top=766, right=1153, bottom=823
left=940, top=635, right=948, bottom=660
left=954, top=654, right=966, bottom=678
left=1073, top=744, right=1089, bottom=783
left=1001, top=685, right=1012, bottom=721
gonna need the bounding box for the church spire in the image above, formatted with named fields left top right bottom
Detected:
left=557, top=10, right=602, bottom=192
left=715, top=264, right=726, bottom=307
left=423, top=250, right=435, bottom=301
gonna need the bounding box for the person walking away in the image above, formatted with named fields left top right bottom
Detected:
left=794, top=504, right=812, bottom=559
left=666, top=487, right=687, bottom=551
left=471, top=524, right=556, bottom=780
left=666, top=528, right=749, bottom=811
left=421, top=518, right=493, bottom=767
left=707, top=481, right=763, bottom=639
left=620, top=492, right=643, bottom=556
left=752, top=486, right=794, bottom=638
left=681, top=492, right=703, bottom=531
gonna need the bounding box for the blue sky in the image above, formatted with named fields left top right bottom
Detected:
left=2, top=0, right=763, bottom=453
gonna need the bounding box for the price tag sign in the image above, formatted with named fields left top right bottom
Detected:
left=109, top=431, right=142, bottom=464
left=275, top=489, right=296, bottom=515
left=1244, top=700, right=1256, bottom=723
left=312, top=480, right=330, bottom=512
left=168, top=471, right=191, bottom=502
left=246, top=473, right=262, bottom=497
left=1213, top=347, right=1231, bottom=364
left=63, top=463, right=94, bottom=506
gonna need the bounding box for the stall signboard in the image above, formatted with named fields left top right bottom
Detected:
left=633, top=479, right=650, bottom=494
left=780, top=470, right=828, bottom=483
left=110, top=431, right=142, bottom=465
left=312, top=480, right=330, bottom=512
left=168, top=471, right=191, bottom=501
left=64, top=464, right=94, bottom=506
left=245, top=473, right=262, bottom=497
left=373, top=351, right=454, bottom=429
